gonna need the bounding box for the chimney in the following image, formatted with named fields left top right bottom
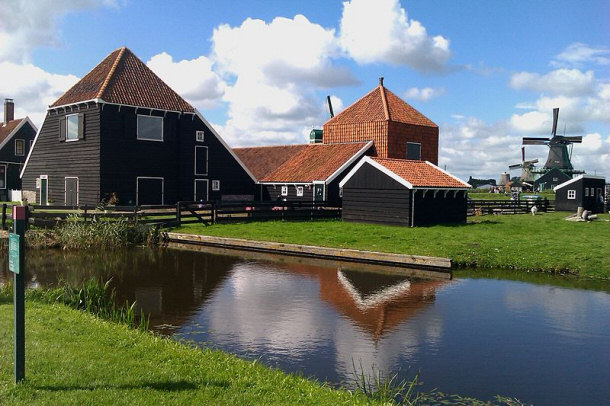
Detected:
left=4, top=98, right=14, bottom=125
left=379, top=77, right=384, bottom=87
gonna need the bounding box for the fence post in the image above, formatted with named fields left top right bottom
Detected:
left=83, top=205, right=88, bottom=222
left=176, top=201, right=181, bottom=226
left=1, top=203, right=6, bottom=230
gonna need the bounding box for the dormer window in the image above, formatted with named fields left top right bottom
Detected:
left=406, top=142, right=421, bottom=160
left=137, top=115, right=163, bottom=141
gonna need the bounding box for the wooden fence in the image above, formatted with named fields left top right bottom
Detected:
left=2, top=200, right=341, bottom=229
left=467, top=198, right=553, bottom=216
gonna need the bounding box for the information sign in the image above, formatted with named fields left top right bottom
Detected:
left=8, top=233, right=20, bottom=274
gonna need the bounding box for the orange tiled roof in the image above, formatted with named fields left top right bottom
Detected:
left=262, top=142, right=371, bottom=182
left=51, top=47, right=195, bottom=112
left=0, top=119, right=23, bottom=144
left=233, top=144, right=307, bottom=180
left=371, top=157, right=468, bottom=188
left=324, top=83, right=437, bottom=127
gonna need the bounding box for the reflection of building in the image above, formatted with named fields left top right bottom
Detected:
left=280, top=263, right=447, bottom=340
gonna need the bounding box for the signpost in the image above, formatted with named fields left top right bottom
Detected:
left=9, top=206, right=27, bottom=383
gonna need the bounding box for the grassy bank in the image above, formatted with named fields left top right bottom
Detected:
left=170, top=212, right=610, bottom=279
left=0, top=300, right=382, bottom=405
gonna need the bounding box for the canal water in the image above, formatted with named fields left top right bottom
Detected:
left=1, top=246, right=609, bottom=405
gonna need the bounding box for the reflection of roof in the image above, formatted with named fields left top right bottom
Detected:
left=324, top=83, right=437, bottom=127
left=234, top=142, right=372, bottom=183
left=0, top=119, right=23, bottom=143
left=51, top=47, right=195, bottom=112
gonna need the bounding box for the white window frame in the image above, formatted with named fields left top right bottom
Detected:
left=66, top=113, right=79, bottom=142
left=15, top=139, right=25, bottom=156
left=211, top=180, right=220, bottom=191
left=0, top=164, right=6, bottom=189
left=567, top=190, right=576, bottom=199
left=194, top=146, right=208, bottom=176
left=585, top=188, right=589, bottom=197
left=137, top=115, right=164, bottom=142
left=39, top=174, right=48, bottom=205
left=64, top=177, right=79, bottom=206
left=296, top=186, right=304, bottom=197
left=194, top=179, right=209, bottom=201
left=281, top=185, right=288, bottom=196
left=196, top=131, right=205, bottom=142
left=136, top=176, right=164, bottom=206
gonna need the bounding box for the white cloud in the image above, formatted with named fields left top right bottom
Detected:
left=0, top=0, right=118, bottom=63
left=551, top=42, right=610, bottom=68
left=339, top=0, right=451, bottom=72
left=509, top=69, right=595, bottom=97
left=211, top=15, right=355, bottom=146
left=0, top=61, right=78, bottom=125
left=147, top=52, right=225, bottom=110
left=404, top=87, right=445, bottom=101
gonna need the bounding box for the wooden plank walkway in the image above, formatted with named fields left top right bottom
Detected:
left=166, top=233, right=452, bottom=280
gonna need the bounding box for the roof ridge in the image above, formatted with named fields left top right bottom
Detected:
left=97, top=46, right=126, bottom=99
left=379, top=85, right=390, bottom=121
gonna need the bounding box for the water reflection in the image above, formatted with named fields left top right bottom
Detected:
left=1, top=247, right=609, bottom=405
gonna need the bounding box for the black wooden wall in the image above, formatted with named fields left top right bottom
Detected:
left=21, top=104, right=101, bottom=205
left=263, top=184, right=315, bottom=202
left=555, top=178, right=606, bottom=212
left=341, top=162, right=411, bottom=226
left=0, top=121, right=37, bottom=200
left=413, top=190, right=467, bottom=226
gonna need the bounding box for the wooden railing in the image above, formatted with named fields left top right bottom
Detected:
left=467, top=198, right=554, bottom=216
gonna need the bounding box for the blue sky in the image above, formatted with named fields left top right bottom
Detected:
left=1, top=0, right=608, bottom=181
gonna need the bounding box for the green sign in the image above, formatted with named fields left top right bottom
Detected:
left=8, top=233, right=20, bottom=274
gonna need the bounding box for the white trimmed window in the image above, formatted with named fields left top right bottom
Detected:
left=567, top=190, right=576, bottom=199
left=15, top=139, right=25, bottom=156
left=0, top=165, right=5, bottom=189
left=66, top=114, right=79, bottom=141
left=212, top=180, right=220, bottom=191
left=585, top=188, right=589, bottom=197
left=196, top=131, right=205, bottom=142
left=137, top=115, right=163, bottom=141
left=281, top=185, right=288, bottom=196
left=296, top=186, right=304, bottom=197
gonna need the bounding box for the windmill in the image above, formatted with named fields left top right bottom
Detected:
left=522, top=108, right=584, bottom=175
left=509, top=146, right=538, bottom=183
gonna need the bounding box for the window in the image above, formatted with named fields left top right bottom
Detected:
left=597, top=188, right=603, bottom=199
left=0, top=165, right=5, bottom=189
left=66, top=114, right=79, bottom=141
left=281, top=185, right=288, bottom=196
left=552, top=177, right=558, bottom=182
left=137, top=115, right=163, bottom=141
left=406, top=142, right=421, bottom=160
left=567, top=190, right=576, bottom=199
left=585, top=188, right=589, bottom=197
left=212, top=180, right=220, bottom=191
left=15, top=139, right=24, bottom=156
left=296, top=186, right=304, bottom=197
left=195, top=146, right=208, bottom=175
left=196, top=131, right=205, bottom=142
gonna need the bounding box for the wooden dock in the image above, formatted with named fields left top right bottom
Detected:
left=166, top=233, right=452, bottom=280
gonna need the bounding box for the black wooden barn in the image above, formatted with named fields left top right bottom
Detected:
left=234, top=141, right=372, bottom=204
left=554, top=174, right=606, bottom=213
left=21, top=47, right=255, bottom=206
left=0, top=99, right=37, bottom=201
left=533, top=167, right=571, bottom=191
left=339, top=156, right=470, bottom=226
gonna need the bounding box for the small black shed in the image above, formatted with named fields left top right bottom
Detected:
left=339, top=156, right=470, bottom=227
left=534, top=168, right=571, bottom=191
left=554, top=174, right=606, bottom=213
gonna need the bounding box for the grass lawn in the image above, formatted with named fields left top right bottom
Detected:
left=0, top=301, right=379, bottom=405
left=169, top=212, right=610, bottom=279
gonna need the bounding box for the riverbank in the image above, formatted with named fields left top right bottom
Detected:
left=168, top=212, right=610, bottom=279
left=0, top=300, right=380, bottom=405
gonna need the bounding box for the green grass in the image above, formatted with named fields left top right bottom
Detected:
left=169, top=212, right=610, bottom=279
left=0, top=301, right=381, bottom=405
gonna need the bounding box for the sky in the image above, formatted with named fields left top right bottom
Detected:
left=1, top=0, right=608, bottom=181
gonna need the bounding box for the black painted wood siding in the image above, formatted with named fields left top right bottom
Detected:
left=22, top=104, right=101, bottom=205
left=0, top=121, right=37, bottom=199
left=341, top=162, right=411, bottom=226
left=413, top=191, right=467, bottom=226
left=263, top=184, right=314, bottom=202
left=555, top=178, right=605, bottom=212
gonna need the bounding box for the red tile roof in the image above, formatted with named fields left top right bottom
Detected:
left=51, top=47, right=195, bottom=112
left=233, top=144, right=307, bottom=180
left=234, top=142, right=372, bottom=183
left=371, top=157, right=468, bottom=188
left=0, top=119, right=23, bottom=144
left=324, top=84, right=437, bottom=128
